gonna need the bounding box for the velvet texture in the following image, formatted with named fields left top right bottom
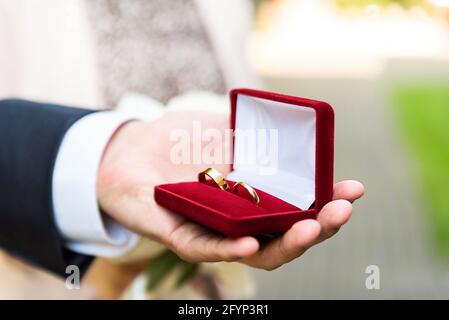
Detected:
left=155, top=180, right=316, bottom=237
left=154, top=89, right=334, bottom=237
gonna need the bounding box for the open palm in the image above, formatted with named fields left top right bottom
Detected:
left=97, top=112, right=364, bottom=270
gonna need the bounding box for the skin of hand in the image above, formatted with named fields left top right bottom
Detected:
left=97, top=112, right=364, bottom=271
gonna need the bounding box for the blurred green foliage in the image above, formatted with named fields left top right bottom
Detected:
left=146, top=249, right=198, bottom=291
left=253, top=0, right=268, bottom=10
left=393, top=83, right=449, bottom=258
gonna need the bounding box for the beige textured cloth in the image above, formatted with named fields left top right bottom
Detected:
left=86, top=0, right=226, bottom=106
left=0, top=0, right=258, bottom=107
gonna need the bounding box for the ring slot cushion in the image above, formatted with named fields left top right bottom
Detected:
left=154, top=88, right=334, bottom=237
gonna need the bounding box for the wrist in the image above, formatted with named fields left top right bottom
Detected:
left=97, top=120, right=142, bottom=215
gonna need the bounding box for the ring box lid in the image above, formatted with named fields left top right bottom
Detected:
left=227, top=88, right=334, bottom=212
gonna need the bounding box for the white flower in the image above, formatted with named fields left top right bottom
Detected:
left=116, top=90, right=229, bottom=120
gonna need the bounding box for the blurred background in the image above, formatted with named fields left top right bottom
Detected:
left=1, top=0, right=449, bottom=299
left=250, top=0, right=449, bottom=299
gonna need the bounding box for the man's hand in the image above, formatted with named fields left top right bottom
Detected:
left=97, top=112, right=364, bottom=270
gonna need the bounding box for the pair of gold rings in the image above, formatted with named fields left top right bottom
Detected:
left=198, top=168, right=260, bottom=205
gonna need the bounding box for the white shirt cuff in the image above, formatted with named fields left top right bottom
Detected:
left=52, top=111, right=140, bottom=257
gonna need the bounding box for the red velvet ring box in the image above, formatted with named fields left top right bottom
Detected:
left=154, top=88, right=334, bottom=237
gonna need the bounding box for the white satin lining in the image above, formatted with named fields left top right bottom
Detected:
left=227, top=94, right=316, bottom=209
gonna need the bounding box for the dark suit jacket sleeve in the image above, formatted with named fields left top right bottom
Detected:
left=0, top=98, right=97, bottom=277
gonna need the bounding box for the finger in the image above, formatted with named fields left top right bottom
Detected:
left=242, top=219, right=321, bottom=270
left=168, top=222, right=259, bottom=263
left=333, top=180, right=364, bottom=202
left=316, top=199, right=352, bottom=243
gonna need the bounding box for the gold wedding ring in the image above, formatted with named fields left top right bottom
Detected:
left=198, top=167, right=230, bottom=191
left=198, top=168, right=259, bottom=205
left=232, top=181, right=260, bottom=205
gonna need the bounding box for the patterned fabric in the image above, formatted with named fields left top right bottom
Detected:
left=85, top=0, right=226, bottom=106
